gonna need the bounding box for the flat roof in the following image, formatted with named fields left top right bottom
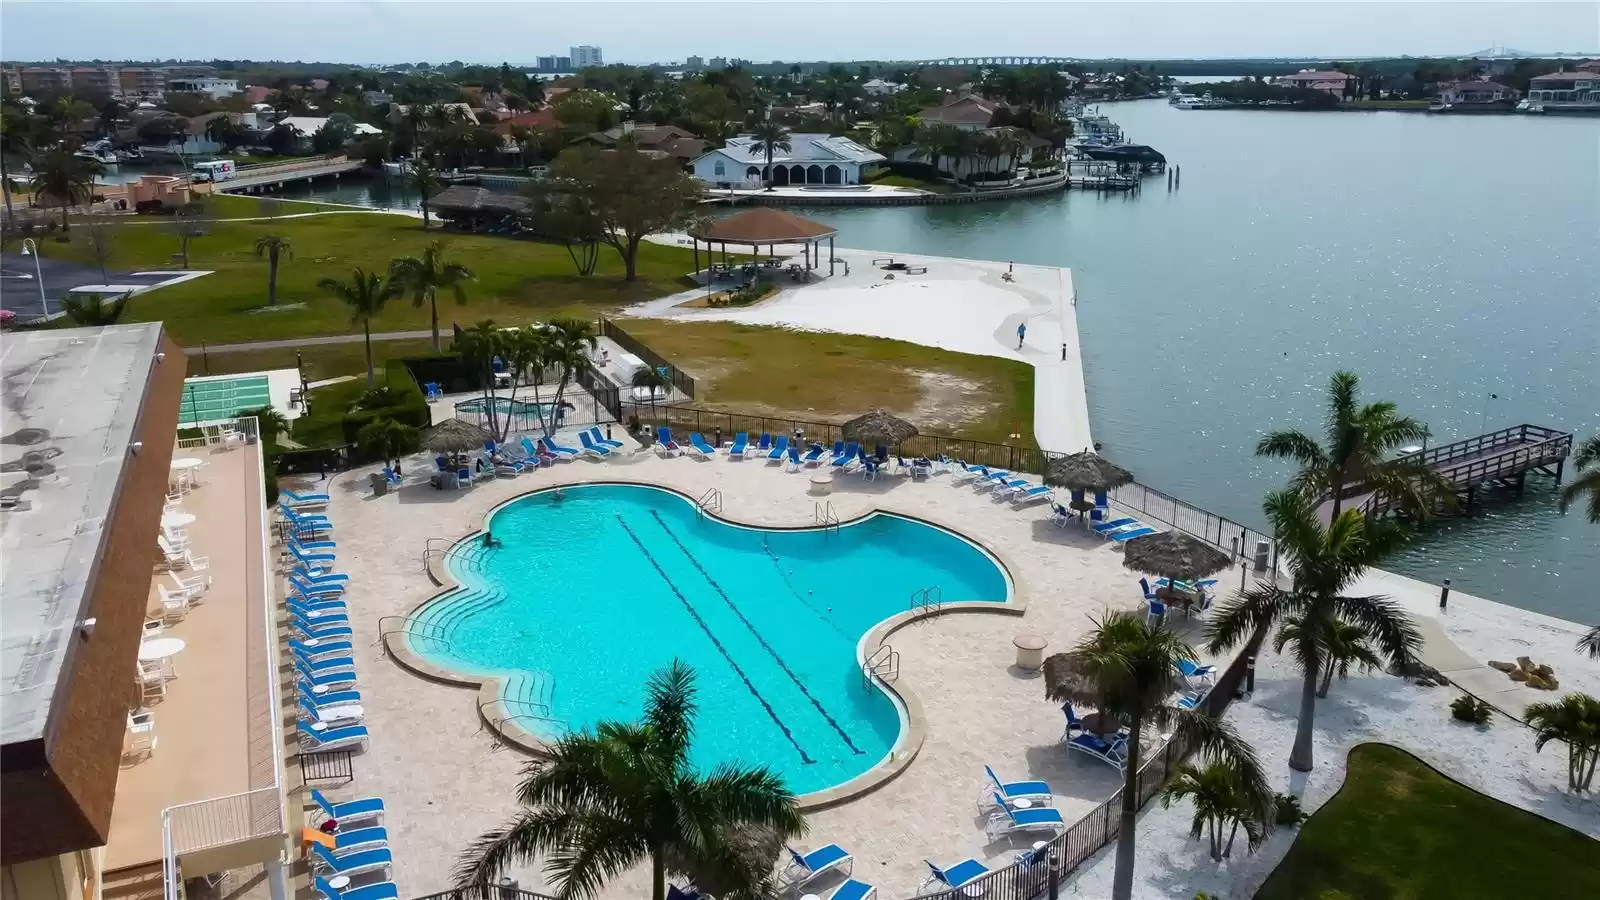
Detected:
left=1, top=323, right=163, bottom=748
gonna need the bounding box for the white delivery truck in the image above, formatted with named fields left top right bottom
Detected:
left=190, top=159, right=237, bottom=183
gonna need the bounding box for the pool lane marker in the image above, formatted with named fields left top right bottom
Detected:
left=760, top=541, right=855, bottom=642
left=613, top=514, right=815, bottom=766
left=650, top=510, right=864, bottom=756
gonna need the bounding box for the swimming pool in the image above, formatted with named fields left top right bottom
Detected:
left=408, top=484, right=1010, bottom=795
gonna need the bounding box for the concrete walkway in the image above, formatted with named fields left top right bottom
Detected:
left=196, top=330, right=436, bottom=353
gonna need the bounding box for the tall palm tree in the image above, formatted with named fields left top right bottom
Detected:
left=456, top=319, right=508, bottom=437
left=539, top=318, right=599, bottom=437
left=318, top=268, right=397, bottom=387
left=1064, top=610, right=1271, bottom=900
left=632, top=366, right=671, bottom=416
left=747, top=122, right=791, bottom=190
left=390, top=241, right=473, bottom=352
left=1257, top=370, right=1441, bottom=520
left=405, top=158, right=442, bottom=229
left=1207, top=489, right=1420, bottom=773
left=1524, top=693, right=1600, bottom=792
left=253, top=234, right=293, bottom=306
left=1558, top=434, right=1600, bottom=524
left=61, top=291, right=131, bottom=326
left=1159, top=759, right=1268, bottom=861
left=30, top=146, right=101, bottom=232
left=1272, top=613, right=1383, bottom=699
left=452, top=661, right=804, bottom=900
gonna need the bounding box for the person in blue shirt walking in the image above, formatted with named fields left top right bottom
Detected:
left=1016, top=321, right=1027, bottom=350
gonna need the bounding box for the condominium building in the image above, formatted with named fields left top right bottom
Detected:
left=1, top=67, right=20, bottom=96
left=686, top=55, right=705, bottom=70
left=118, top=67, right=169, bottom=101
left=167, top=76, right=241, bottom=99
left=536, top=55, right=559, bottom=71
left=18, top=66, right=72, bottom=93
left=570, top=45, right=604, bottom=68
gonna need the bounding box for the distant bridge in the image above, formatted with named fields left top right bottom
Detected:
left=909, top=56, right=1086, bottom=68
left=215, top=156, right=366, bottom=193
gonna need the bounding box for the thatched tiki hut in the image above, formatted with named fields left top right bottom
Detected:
left=1043, top=451, right=1134, bottom=513
left=423, top=418, right=492, bottom=455
left=1121, top=531, right=1234, bottom=610
left=427, top=184, right=532, bottom=229
left=841, top=409, right=918, bottom=449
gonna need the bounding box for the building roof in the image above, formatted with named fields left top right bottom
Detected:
left=429, top=184, right=532, bottom=215
left=1281, top=70, right=1355, bottom=82
left=690, top=207, right=838, bottom=244
left=1439, top=80, right=1510, bottom=92
left=1530, top=71, right=1596, bottom=84
left=492, top=108, right=558, bottom=134
left=710, top=132, right=885, bottom=166
left=275, top=116, right=382, bottom=137
left=919, top=94, right=1005, bottom=126
left=1, top=324, right=165, bottom=748
left=243, top=85, right=274, bottom=104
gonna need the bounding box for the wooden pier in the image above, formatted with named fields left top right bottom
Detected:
left=1321, top=424, right=1574, bottom=521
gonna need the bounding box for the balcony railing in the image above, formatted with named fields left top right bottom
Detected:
left=164, top=788, right=283, bottom=855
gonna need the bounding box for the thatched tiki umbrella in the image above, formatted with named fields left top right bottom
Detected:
left=1042, top=651, right=1123, bottom=737
left=1122, top=531, right=1233, bottom=613
left=666, top=823, right=784, bottom=899
left=841, top=409, right=918, bottom=448
left=1044, top=451, right=1134, bottom=512
left=423, top=418, right=493, bottom=455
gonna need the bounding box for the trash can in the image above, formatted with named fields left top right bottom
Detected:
left=1252, top=540, right=1270, bottom=572
left=369, top=472, right=389, bottom=497
left=1013, top=634, right=1048, bottom=671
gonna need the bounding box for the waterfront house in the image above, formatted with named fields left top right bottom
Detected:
left=1277, top=69, right=1354, bottom=96
left=1578, top=60, right=1600, bottom=73
left=243, top=85, right=274, bottom=105
left=571, top=123, right=708, bottom=169
left=690, top=132, right=886, bottom=188
left=918, top=93, right=1007, bottom=131
left=1433, top=80, right=1514, bottom=109
left=1523, top=70, right=1600, bottom=112
left=274, top=116, right=383, bottom=151
left=862, top=78, right=904, bottom=96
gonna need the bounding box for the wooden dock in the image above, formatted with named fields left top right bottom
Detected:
left=1321, top=424, right=1574, bottom=522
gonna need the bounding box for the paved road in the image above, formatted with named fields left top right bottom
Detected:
left=0, top=252, right=178, bottom=319
left=195, top=330, right=437, bottom=352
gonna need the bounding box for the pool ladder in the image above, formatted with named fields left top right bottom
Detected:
left=910, top=585, right=943, bottom=616
left=863, top=643, right=900, bottom=687
left=376, top=615, right=456, bottom=656
left=697, top=487, right=723, bottom=517
left=814, top=501, right=840, bottom=535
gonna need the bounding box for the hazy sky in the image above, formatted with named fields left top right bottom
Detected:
left=3, top=1, right=1596, bottom=64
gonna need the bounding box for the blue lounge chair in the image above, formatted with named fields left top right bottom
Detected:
left=578, top=430, right=612, bottom=458
left=1145, top=597, right=1167, bottom=626
left=1067, top=731, right=1128, bottom=771
left=755, top=433, right=772, bottom=455
left=655, top=427, right=682, bottom=457
left=1110, top=526, right=1158, bottom=543
left=311, top=843, right=391, bottom=879
left=289, top=575, right=344, bottom=599
left=688, top=432, right=716, bottom=457
left=1158, top=577, right=1219, bottom=592
left=282, top=489, right=331, bottom=507
left=978, top=470, right=1016, bottom=491
left=860, top=457, right=878, bottom=480
left=1139, top=577, right=1159, bottom=601
left=294, top=658, right=355, bottom=689
left=1176, top=690, right=1207, bottom=710
left=802, top=443, right=826, bottom=465
left=286, top=541, right=336, bottom=567
left=293, top=566, right=348, bottom=584
left=1010, top=484, right=1053, bottom=507
left=767, top=435, right=789, bottom=462
left=292, top=616, right=353, bottom=640
left=314, top=875, right=398, bottom=900
left=922, top=858, right=990, bottom=893
left=294, top=651, right=356, bottom=676
left=984, top=765, right=1053, bottom=806
left=984, top=792, right=1067, bottom=838
left=299, top=696, right=361, bottom=728
left=279, top=504, right=331, bottom=525
left=298, top=720, right=369, bottom=751
left=828, top=880, right=876, bottom=900
left=729, top=432, right=749, bottom=458
left=287, top=595, right=346, bottom=614
left=539, top=436, right=580, bottom=458
left=325, top=825, right=389, bottom=853
left=831, top=442, right=859, bottom=469
left=783, top=843, right=853, bottom=888
left=382, top=466, right=402, bottom=485
left=950, top=460, right=984, bottom=484
left=299, top=680, right=361, bottom=708
left=1059, top=702, right=1084, bottom=741
left=1091, top=517, right=1138, bottom=535
left=588, top=426, right=623, bottom=449
left=1176, top=659, right=1217, bottom=687
left=309, top=788, right=385, bottom=826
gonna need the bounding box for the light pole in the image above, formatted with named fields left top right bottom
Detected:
left=19, top=238, right=48, bottom=319
left=1479, top=392, right=1498, bottom=436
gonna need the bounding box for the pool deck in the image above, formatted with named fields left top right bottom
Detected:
left=318, top=435, right=1228, bottom=898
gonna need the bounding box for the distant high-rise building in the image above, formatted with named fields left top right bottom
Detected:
left=556, top=56, right=573, bottom=71
left=708, top=56, right=728, bottom=70
left=570, top=45, right=603, bottom=68
left=686, top=55, right=705, bottom=70
left=536, top=55, right=559, bottom=71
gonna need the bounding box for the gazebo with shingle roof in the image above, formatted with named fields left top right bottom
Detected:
left=688, top=208, right=841, bottom=276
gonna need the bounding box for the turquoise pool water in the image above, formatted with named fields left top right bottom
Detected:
left=410, top=484, right=1010, bottom=794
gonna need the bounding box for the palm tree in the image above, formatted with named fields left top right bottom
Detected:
left=1558, top=434, right=1600, bottom=524
left=30, top=146, right=101, bottom=232
left=253, top=234, right=293, bottom=306
left=456, top=319, right=508, bottom=437
left=61, top=292, right=131, bottom=326
left=631, top=366, right=671, bottom=415
left=405, top=158, right=442, bottom=229
left=539, top=318, right=599, bottom=437
left=317, top=268, right=397, bottom=387
left=239, top=405, right=291, bottom=446
left=747, top=122, right=791, bottom=190
left=1065, top=610, right=1271, bottom=900
left=1578, top=627, right=1600, bottom=660
left=356, top=416, right=419, bottom=470
left=452, top=661, right=804, bottom=900
left=390, top=241, right=473, bottom=352
left=1207, top=489, right=1420, bottom=773
left=1272, top=613, right=1383, bottom=698
left=1524, top=693, right=1600, bottom=792
left=1160, top=759, right=1268, bottom=861
left=1256, top=370, right=1442, bottom=520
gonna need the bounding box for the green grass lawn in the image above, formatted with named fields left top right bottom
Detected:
left=620, top=319, right=1034, bottom=445
left=185, top=338, right=444, bottom=382
left=865, top=174, right=954, bottom=194
left=36, top=212, right=702, bottom=346
left=1256, top=743, right=1600, bottom=899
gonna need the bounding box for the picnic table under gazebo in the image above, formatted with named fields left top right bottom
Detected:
left=688, top=208, right=840, bottom=279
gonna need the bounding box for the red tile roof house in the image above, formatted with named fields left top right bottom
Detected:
left=1434, top=80, right=1514, bottom=105
left=1277, top=69, right=1355, bottom=96
left=918, top=94, right=1007, bottom=131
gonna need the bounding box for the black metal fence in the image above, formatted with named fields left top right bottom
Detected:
left=598, top=318, right=696, bottom=399
left=643, top=405, right=1276, bottom=564
left=299, top=749, right=355, bottom=786
left=575, top=358, right=622, bottom=422
left=411, top=889, right=556, bottom=900
left=276, top=446, right=351, bottom=476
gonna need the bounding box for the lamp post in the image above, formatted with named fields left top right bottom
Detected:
left=1479, top=392, right=1498, bottom=436
left=19, top=238, right=48, bottom=319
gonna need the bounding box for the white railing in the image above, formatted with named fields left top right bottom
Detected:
left=163, top=417, right=286, bottom=900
